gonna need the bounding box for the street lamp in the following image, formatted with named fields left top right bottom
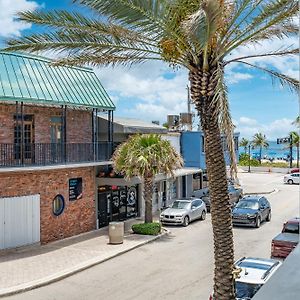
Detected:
left=248, top=143, right=253, bottom=173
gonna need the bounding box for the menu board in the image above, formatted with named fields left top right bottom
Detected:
left=69, top=178, right=83, bottom=200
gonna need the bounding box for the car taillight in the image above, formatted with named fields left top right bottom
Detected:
left=209, top=295, right=213, bottom=300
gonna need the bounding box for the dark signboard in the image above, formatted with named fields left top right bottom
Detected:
left=69, top=178, right=83, bottom=201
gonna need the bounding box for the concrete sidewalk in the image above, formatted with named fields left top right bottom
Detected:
left=0, top=219, right=166, bottom=298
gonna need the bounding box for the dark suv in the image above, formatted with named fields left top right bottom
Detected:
left=232, top=195, right=271, bottom=228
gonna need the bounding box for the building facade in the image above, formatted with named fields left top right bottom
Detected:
left=0, top=52, right=115, bottom=250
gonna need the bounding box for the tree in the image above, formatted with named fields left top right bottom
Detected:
left=239, top=138, right=249, bottom=154
left=5, top=1, right=299, bottom=298
left=252, top=133, right=269, bottom=164
left=290, top=131, right=299, bottom=168
left=112, top=134, right=183, bottom=223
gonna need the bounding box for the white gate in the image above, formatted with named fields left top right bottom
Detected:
left=0, top=194, right=40, bottom=250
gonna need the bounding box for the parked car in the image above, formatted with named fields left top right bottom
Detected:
left=193, top=185, right=243, bottom=212
left=232, top=195, right=271, bottom=228
left=160, top=198, right=206, bottom=227
left=283, top=173, right=300, bottom=184
left=209, top=257, right=282, bottom=300
left=290, top=168, right=300, bottom=173
left=271, top=217, right=299, bottom=259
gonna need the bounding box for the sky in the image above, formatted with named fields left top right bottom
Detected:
left=0, top=0, right=299, bottom=140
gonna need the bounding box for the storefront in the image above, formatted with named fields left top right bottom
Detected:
left=97, top=184, right=139, bottom=228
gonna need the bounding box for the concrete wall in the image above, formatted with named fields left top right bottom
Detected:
left=0, top=167, right=96, bottom=244
left=239, top=166, right=290, bottom=174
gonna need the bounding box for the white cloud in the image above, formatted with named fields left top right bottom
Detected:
left=95, top=62, right=190, bottom=123
left=236, top=117, right=295, bottom=140
left=0, top=0, right=40, bottom=37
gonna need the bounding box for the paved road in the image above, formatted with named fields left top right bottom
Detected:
left=5, top=173, right=299, bottom=300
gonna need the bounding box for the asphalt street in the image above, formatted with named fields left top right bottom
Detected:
left=4, top=172, right=299, bottom=300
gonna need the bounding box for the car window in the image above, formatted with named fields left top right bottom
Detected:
left=172, top=201, right=190, bottom=209
left=228, top=186, right=235, bottom=192
left=235, top=282, right=262, bottom=299
left=192, top=200, right=201, bottom=207
left=236, top=200, right=259, bottom=210
left=283, top=222, right=300, bottom=234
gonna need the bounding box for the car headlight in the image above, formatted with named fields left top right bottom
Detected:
left=160, top=214, right=164, bottom=217
left=247, top=214, right=256, bottom=218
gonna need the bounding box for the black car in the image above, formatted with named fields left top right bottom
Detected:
left=232, top=195, right=271, bottom=228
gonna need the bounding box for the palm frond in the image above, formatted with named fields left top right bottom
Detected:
left=225, top=47, right=299, bottom=65
left=235, top=60, right=299, bottom=93
left=75, top=0, right=168, bottom=35
left=222, top=0, right=298, bottom=56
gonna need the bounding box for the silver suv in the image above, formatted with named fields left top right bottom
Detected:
left=160, top=198, right=206, bottom=226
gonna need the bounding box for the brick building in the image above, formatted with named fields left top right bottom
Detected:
left=0, top=52, right=115, bottom=250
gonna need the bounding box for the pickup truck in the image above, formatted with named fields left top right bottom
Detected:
left=271, top=217, right=299, bottom=259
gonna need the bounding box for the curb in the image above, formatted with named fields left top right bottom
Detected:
left=0, top=229, right=169, bottom=298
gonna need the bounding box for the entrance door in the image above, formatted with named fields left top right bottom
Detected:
left=0, top=194, right=40, bottom=250
left=14, top=115, right=34, bottom=164
left=97, top=193, right=109, bottom=228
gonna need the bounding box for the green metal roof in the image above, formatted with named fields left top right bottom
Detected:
left=0, top=52, right=115, bottom=110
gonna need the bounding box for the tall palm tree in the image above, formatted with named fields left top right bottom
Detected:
left=252, top=133, right=269, bottom=164
left=290, top=131, right=299, bottom=168
left=239, top=138, right=249, bottom=154
left=112, top=134, right=183, bottom=223
left=5, top=1, right=299, bottom=298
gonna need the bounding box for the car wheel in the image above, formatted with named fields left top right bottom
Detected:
left=255, top=216, right=261, bottom=228
left=288, top=179, right=293, bottom=184
left=183, top=216, right=189, bottom=227
left=200, top=210, right=206, bottom=220
left=266, top=211, right=271, bottom=222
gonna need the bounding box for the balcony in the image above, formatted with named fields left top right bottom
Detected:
left=0, top=142, right=114, bottom=168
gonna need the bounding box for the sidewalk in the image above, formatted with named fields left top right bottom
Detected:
left=0, top=218, right=166, bottom=298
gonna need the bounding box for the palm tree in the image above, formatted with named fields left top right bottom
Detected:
left=252, top=133, right=269, bottom=164
left=112, top=134, right=183, bottom=223
left=5, top=1, right=299, bottom=298
left=291, top=131, right=299, bottom=168
left=239, top=138, right=249, bottom=154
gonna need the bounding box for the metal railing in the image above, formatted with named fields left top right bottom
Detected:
left=0, top=142, right=114, bottom=168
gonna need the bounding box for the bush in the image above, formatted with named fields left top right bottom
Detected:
left=239, top=157, right=260, bottom=166
left=132, top=222, right=161, bottom=235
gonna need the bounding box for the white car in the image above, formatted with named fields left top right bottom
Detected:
left=284, top=173, right=300, bottom=184
left=209, top=257, right=282, bottom=300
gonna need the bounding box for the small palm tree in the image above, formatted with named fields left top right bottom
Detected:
left=112, top=134, right=183, bottom=223
left=5, top=1, right=299, bottom=298
left=252, top=133, right=269, bottom=164
left=239, top=138, right=249, bottom=154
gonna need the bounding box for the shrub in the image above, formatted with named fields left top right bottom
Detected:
left=132, top=222, right=161, bottom=235
left=239, top=158, right=260, bottom=166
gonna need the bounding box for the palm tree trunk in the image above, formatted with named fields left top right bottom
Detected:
left=259, top=146, right=262, bottom=164
left=144, top=177, right=153, bottom=223
left=297, top=144, right=299, bottom=168
left=190, top=68, right=235, bottom=300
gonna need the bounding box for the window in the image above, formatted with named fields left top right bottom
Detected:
left=53, top=194, right=65, bottom=216
left=283, top=222, right=299, bottom=234
left=201, top=135, right=205, bottom=152
left=193, top=200, right=202, bottom=208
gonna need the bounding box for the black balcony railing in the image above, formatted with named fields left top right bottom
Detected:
left=0, top=142, right=114, bottom=168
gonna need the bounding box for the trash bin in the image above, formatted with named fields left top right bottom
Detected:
left=108, top=222, right=124, bottom=244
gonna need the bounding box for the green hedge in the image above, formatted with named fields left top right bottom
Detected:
left=132, top=222, right=161, bottom=235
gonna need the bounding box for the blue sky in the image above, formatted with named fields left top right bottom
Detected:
left=0, top=0, right=299, bottom=140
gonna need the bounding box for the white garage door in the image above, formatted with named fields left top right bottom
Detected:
left=0, top=194, right=40, bottom=250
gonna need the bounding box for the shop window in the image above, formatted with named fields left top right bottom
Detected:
left=193, top=173, right=202, bottom=191
left=53, top=194, right=65, bottom=216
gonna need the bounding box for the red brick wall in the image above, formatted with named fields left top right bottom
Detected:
left=0, top=103, right=92, bottom=144
left=0, top=167, right=96, bottom=244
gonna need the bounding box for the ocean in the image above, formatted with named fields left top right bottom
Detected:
left=238, top=141, right=298, bottom=160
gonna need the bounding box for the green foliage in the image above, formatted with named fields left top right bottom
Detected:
left=132, top=222, right=161, bottom=235
left=239, top=158, right=260, bottom=167
left=239, top=153, right=249, bottom=161
left=112, top=134, right=183, bottom=179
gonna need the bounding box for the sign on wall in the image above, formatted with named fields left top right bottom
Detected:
left=69, top=178, right=83, bottom=201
